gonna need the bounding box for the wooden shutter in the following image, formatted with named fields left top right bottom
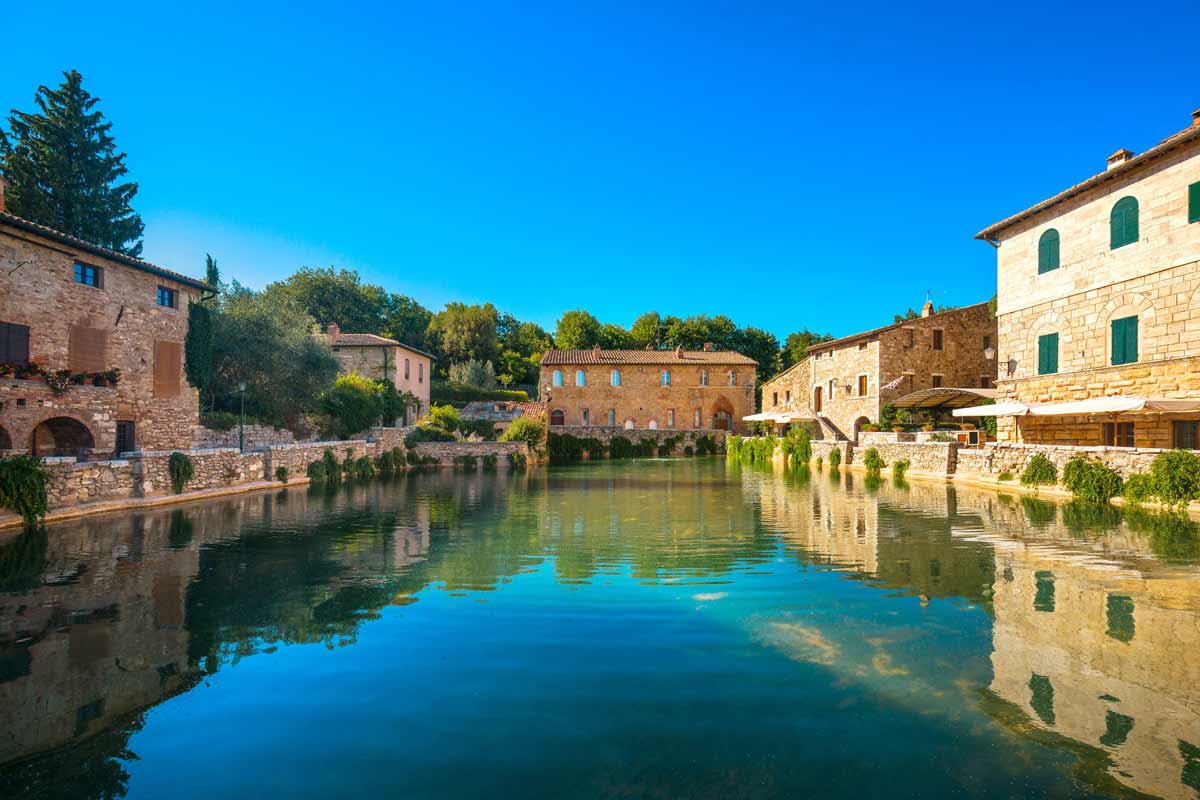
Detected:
left=1189, top=181, right=1200, bottom=224
left=1038, top=333, right=1058, bottom=375
left=154, top=340, right=183, bottom=397
left=1124, top=316, right=1138, bottom=364
left=0, top=322, right=30, bottom=365
left=1038, top=230, right=1059, bottom=273
left=1111, top=318, right=1124, bottom=365
left=69, top=326, right=108, bottom=373
left=1111, top=316, right=1138, bottom=365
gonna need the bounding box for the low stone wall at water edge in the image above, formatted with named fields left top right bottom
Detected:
left=811, top=440, right=852, bottom=465
left=44, top=457, right=137, bottom=507
left=410, top=441, right=530, bottom=466
left=856, top=441, right=958, bottom=476
left=191, top=424, right=299, bottom=450
left=955, top=442, right=1164, bottom=480
left=554, top=426, right=727, bottom=455
left=264, top=441, right=382, bottom=480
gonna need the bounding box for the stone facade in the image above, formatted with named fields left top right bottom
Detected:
left=326, top=323, right=432, bottom=423
left=191, top=423, right=299, bottom=450
left=540, top=347, right=757, bottom=434
left=554, top=425, right=727, bottom=454
left=0, top=202, right=210, bottom=458
left=410, top=440, right=530, bottom=465
left=983, top=109, right=1200, bottom=447
left=761, top=302, right=997, bottom=440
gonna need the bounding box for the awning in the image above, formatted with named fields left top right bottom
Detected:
left=773, top=411, right=815, bottom=423
left=1026, top=396, right=1200, bottom=416
left=892, top=387, right=999, bottom=410
left=953, top=401, right=1029, bottom=418
left=742, top=412, right=778, bottom=422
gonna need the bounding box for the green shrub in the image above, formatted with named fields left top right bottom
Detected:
left=780, top=426, right=812, bottom=465
left=482, top=453, right=499, bottom=470
left=683, top=445, right=694, bottom=457
left=725, top=435, right=742, bottom=459
left=428, top=403, right=463, bottom=433
left=456, top=454, right=478, bottom=471
left=407, top=449, right=424, bottom=466
left=635, top=439, right=657, bottom=458
left=275, top=465, right=288, bottom=482
left=508, top=451, right=528, bottom=469
left=168, top=452, right=194, bottom=495
left=893, top=459, right=910, bottom=478
left=1020, top=453, right=1057, bottom=486
left=306, top=460, right=327, bottom=483
left=547, top=433, right=597, bottom=463
left=500, top=416, right=546, bottom=449
left=319, top=372, right=384, bottom=439
left=1149, top=450, right=1200, bottom=509
left=997, top=471, right=1014, bottom=482
left=405, top=424, right=455, bottom=447
left=610, top=436, right=635, bottom=459
left=694, top=435, right=717, bottom=455
left=1061, top=456, right=1123, bottom=503
left=430, top=382, right=529, bottom=406
left=0, top=456, right=50, bottom=526
left=862, top=448, right=885, bottom=472
left=815, top=455, right=823, bottom=468
left=322, top=448, right=340, bottom=482
left=1122, top=473, right=1154, bottom=504
left=657, top=437, right=681, bottom=457
left=828, top=448, right=842, bottom=468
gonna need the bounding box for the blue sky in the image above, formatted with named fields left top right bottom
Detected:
left=3, top=1, right=1198, bottom=340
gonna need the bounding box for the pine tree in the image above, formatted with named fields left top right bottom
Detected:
left=0, top=70, right=144, bottom=256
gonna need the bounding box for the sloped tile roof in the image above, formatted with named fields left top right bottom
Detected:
left=976, top=119, right=1200, bottom=240
left=540, top=348, right=758, bottom=366
left=332, top=332, right=436, bottom=359
left=0, top=211, right=214, bottom=291
left=460, top=400, right=546, bottom=422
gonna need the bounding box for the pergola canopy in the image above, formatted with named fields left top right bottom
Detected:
left=953, top=396, right=1200, bottom=418
left=890, top=387, right=998, bottom=410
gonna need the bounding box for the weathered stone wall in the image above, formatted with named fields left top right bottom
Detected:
left=263, top=441, right=381, bottom=480
left=954, top=441, right=1164, bottom=479
left=410, top=441, right=529, bottom=466
left=0, top=225, right=203, bottom=456
left=44, top=457, right=137, bottom=507
left=811, top=440, right=851, bottom=464
left=555, top=425, right=727, bottom=452
left=329, top=341, right=430, bottom=423
left=856, top=441, right=957, bottom=476
left=541, top=360, right=756, bottom=434
left=191, top=424, right=297, bottom=450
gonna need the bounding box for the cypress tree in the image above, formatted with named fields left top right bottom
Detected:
left=0, top=70, right=144, bottom=256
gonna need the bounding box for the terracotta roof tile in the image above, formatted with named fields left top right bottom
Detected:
left=460, top=401, right=546, bottom=422
left=331, top=333, right=436, bottom=358
left=0, top=211, right=214, bottom=292
left=540, top=348, right=757, bottom=366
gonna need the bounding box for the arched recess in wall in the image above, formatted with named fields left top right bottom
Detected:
left=549, top=409, right=565, bottom=426
left=0, top=426, right=11, bottom=450
left=709, top=396, right=735, bottom=431
left=852, top=417, right=872, bottom=440
left=1097, top=292, right=1158, bottom=365
left=1026, top=309, right=1076, bottom=377
left=31, top=417, right=95, bottom=458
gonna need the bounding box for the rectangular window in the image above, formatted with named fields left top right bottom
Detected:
left=772, top=392, right=778, bottom=407
left=69, top=325, right=108, bottom=373
left=153, top=340, right=183, bottom=397
left=576, top=369, right=586, bottom=386
left=980, top=375, right=992, bottom=389
left=693, top=409, right=701, bottom=428
left=931, top=374, right=943, bottom=388
left=0, top=321, right=30, bottom=365
left=1173, top=421, right=1199, bottom=449
left=983, top=335, right=991, bottom=350
left=552, top=370, right=563, bottom=387
left=932, top=329, right=944, bottom=351
left=785, top=390, right=791, bottom=403
left=728, top=371, right=737, bottom=386
left=661, top=369, right=671, bottom=386
left=1111, top=315, right=1139, bottom=365
left=404, top=359, right=411, bottom=379
left=906, top=330, right=914, bottom=348
left=667, top=409, right=675, bottom=428
left=1037, top=332, right=1059, bottom=375
left=857, top=375, right=868, bottom=397
left=858, top=342, right=867, bottom=351
left=156, top=286, right=177, bottom=308
left=1190, top=180, right=1200, bottom=224
left=1103, top=422, right=1135, bottom=447
left=418, top=363, right=423, bottom=383
left=582, top=408, right=590, bottom=426
left=116, top=421, right=136, bottom=454
left=611, top=369, right=621, bottom=386
left=74, top=262, right=102, bottom=288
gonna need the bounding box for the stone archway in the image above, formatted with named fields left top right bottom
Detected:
left=709, top=396, right=736, bottom=431
left=853, top=417, right=872, bottom=440
left=549, top=409, right=566, bottom=426
left=31, top=417, right=95, bottom=458
left=0, top=426, right=10, bottom=450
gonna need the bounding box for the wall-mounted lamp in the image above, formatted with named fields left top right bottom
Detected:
left=983, top=346, right=996, bottom=360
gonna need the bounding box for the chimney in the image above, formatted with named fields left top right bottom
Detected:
left=1192, top=107, right=1200, bottom=128
left=1106, top=148, right=1134, bottom=170
left=0, top=175, right=6, bottom=213
left=327, top=322, right=340, bottom=342
left=921, top=300, right=935, bottom=318
left=675, top=346, right=684, bottom=358
left=702, top=342, right=713, bottom=352
left=592, top=343, right=601, bottom=355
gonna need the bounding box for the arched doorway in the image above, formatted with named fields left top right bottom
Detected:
left=31, top=417, right=95, bottom=458
left=549, top=409, right=565, bottom=426
left=0, top=426, right=10, bottom=450
left=709, top=396, right=735, bottom=431
left=853, top=417, right=872, bottom=440
left=647, top=419, right=658, bottom=430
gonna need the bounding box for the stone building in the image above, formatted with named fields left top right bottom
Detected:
left=326, top=323, right=432, bottom=424
left=760, top=301, right=997, bottom=439
left=0, top=180, right=212, bottom=457
left=975, top=108, right=1200, bottom=447
left=539, top=345, right=757, bottom=433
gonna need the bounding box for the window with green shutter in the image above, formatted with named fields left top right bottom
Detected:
left=1037, top=229, right=1060, bottom=273
left=1037, top=333, right=1059, bottom=375
left=1110, top=196, right=1139, bottom=249
left=1189, top=181, right=1200, bottom=224
left=1110, top=315, right=1139, bottom=365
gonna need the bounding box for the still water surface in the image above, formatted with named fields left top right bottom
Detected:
left=2, top=460, right=1200, bottom=799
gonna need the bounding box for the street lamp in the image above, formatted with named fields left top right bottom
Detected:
left=238, top=380, right=247, bottom=452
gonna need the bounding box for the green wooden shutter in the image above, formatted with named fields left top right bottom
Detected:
left=1038, top=230, right=1059, bottom=274
left=1038, top=333, right=1058, bottom=375
left=1125, top=316, right=1138, bottom=364
left=1111, top=316, right=1138, bottom=365
left=1189, top=181, right=1200, bottom=224
left=1111, top=318, right=1124, bottom=365
left=1110, top=197, right=1139, bottom=249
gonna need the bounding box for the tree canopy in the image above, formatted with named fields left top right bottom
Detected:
left=0, top=70, right=144, bottom=255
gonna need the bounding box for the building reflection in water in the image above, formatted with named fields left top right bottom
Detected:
left=1, top=462, right=1200, bottom=799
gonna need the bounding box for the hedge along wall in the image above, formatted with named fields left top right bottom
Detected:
left=554, top=426, right=727, bottom=452
left=410, top=441, right=530, bottom=466
left=857, top=441, right=958, bottom=476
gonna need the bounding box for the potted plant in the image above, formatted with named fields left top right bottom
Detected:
left=91, top=372, right=108, bottom=387
left=892, top=425, right=905, bottom=433
left=921, top=423, right=935, bottom=432
left=103, top=369, right=121, bottom=386
left=959, top=422, right=975, bottom=431
left=70, top=372, right=87, bottom=385
left=862, top=423, right=879, bottom=432
left=45, top=369, right=73, bottom=396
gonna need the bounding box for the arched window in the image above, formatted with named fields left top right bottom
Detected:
left=607, top=409, right=616, bottom=426
left=1038, top=229, right=1060, bottom=273
left=552, top=369, right=564, bottom=387
left=549, top=409, right=565, bottom=426
left=648, top=419, right=658, bottom=430
left=1110, top=196, right=1139, bottom=249
left=575, top=369, right=586, bottom=386
left=700, top=370, right=709, bottom=386
left=661, top=369, right=671, bottom=386
left=404, top=358, right=411, bottom=379
left=418, top=363, right=423, bottom=383
left=623, top=418, right=635, bottom=430
left=611, top=369, right=621, bottom=386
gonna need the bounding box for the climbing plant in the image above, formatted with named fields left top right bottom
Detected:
left=0, top=456, right=50, bottom=526
left=168, top=452, right=194, bottom=495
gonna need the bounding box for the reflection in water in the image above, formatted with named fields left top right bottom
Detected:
left=1, top=462, right=1199, bottom=799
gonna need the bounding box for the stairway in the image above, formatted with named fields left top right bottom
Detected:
left=816, top=416, right=849, bottom=441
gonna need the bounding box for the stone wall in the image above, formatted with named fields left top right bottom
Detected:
left=0, top=224, right=204, bottom=456
left=555, top=425, right=727, bottom=452
left=811, top=440, right=851, bottom=465
left=856, top=441, right=957, bottom=476
left=44, top=458, right=137, bottom=507
left=191, top=424, right=297, bottom=450
left=954, top=441, right=1164, bottom=480
left=410, top=441, right=530, bottom=466
left=263, top=441, right=381, bottom=480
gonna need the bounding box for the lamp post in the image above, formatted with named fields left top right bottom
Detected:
left=238, top=380, right=247, bottom=453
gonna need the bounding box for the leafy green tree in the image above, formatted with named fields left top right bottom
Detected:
left=448, top=358, right=497, bottom=389
left=781, top=328, right=833, bottom=368
left=554, top=309, right=603, bottom=349
left=425, top=302, right=500, bottom=369
left=264, top=266, right=389, bottom=333
left=731, top=326, right=781, bottom=383
left=629, top=312, right=663, bottom=349
left=662, top=314, right=737, bottom=350
left=599, top=323, right=632, bottom=349
left=320, top=372, right=383, bottom=439
left=204, top=253, right=221, bottom=296
left=0, top=70, right=144, bottom=255
left=382, top=293, right=432, bottom=349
